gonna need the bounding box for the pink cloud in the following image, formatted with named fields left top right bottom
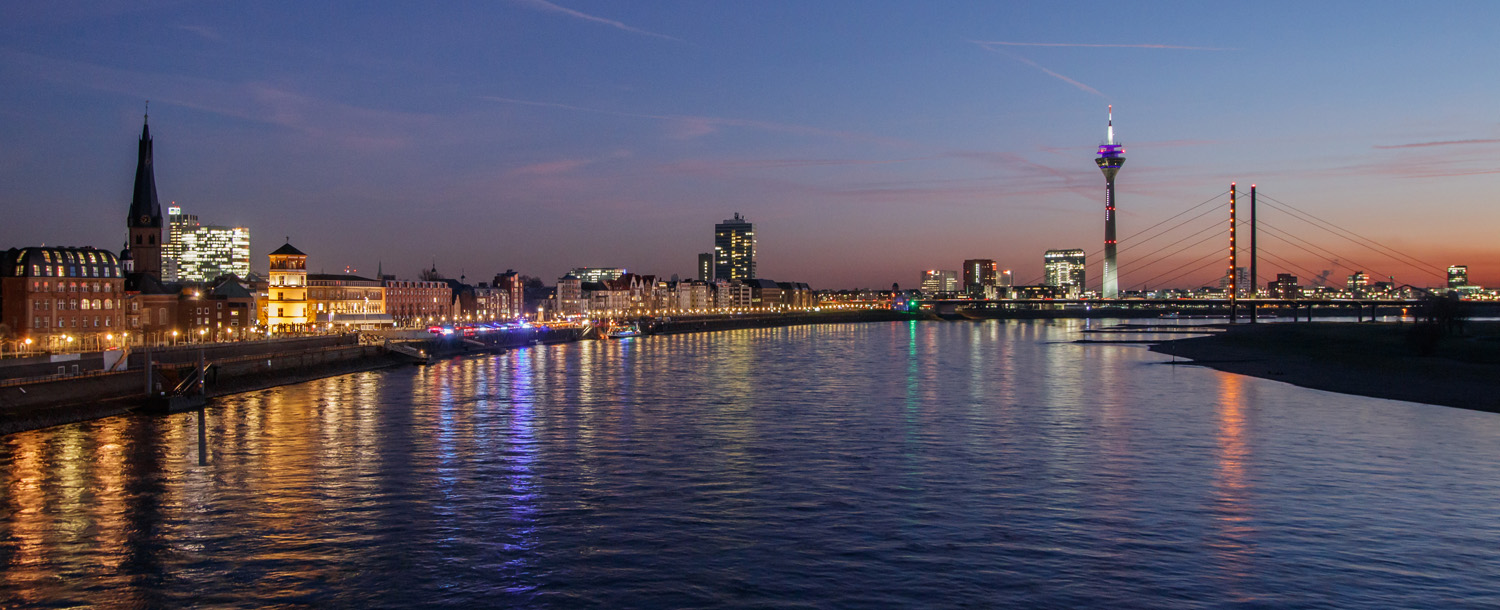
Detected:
left=508, top=159, right=592, bottom=176
left=1373, top=138, right=1500, bottom=149
left=972, top=41, right=1236, bottom=51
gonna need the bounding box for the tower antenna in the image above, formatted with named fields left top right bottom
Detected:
left=1095, top=106, right=1126, bottom=299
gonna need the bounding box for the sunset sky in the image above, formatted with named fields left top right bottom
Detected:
left=2, top=1, right=1497, bottom=289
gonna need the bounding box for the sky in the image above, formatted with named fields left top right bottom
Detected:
left=1, top=1, right=1497, bottom=290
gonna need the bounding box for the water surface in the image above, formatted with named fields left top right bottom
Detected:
left=3, top=320, right=1498, bottom=608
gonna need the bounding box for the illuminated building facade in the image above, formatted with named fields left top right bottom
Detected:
left=1346, top=271, right=1370, bottom=294
left=1044, top=249, right=1086, bottom=297
left=383, top=278, right=452, bottom=325
left=308, top=274, right=392, bottom=329
left=919, top=270, right=960, bottom=295
left=569, top=267, right=626, bottom=284
left=1095, top=106, right=1125, bottom=299
left=713, top=213, right=756, bottom=281
left=266, top=242, right=309, bottom=333
left=963, top=259, right=998, bottom=296
left=163, top=205, right=251, bottom=282
left=1448, top=265, right=1469, bottom=289
left=0, top=247, right=126, bottom=351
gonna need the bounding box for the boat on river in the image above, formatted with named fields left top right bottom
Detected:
left=606, top=323, right=642, bottom=339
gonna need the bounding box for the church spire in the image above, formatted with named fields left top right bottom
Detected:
left=127, top=115, right=162, bottom=229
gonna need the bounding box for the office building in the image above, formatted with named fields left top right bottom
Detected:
left=1044, top=249, right=1086, bottom=297
left=963, top=259, right=998, bottom=296
left=713, top=213, right=756, bottom=281
left=1448, top=265, right=1469, bottom=289
left=920, top=270, right=960, bottom=295
left=163, top=205, right=251, bottom=283
left=569, top=267, right=626, bottom=284
left=698, top=253, right=714, bottom=282
left=1220, top=267, right=1249, bottom=297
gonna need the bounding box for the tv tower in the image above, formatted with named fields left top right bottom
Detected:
left=1095, top=105, right=1126, bottom=299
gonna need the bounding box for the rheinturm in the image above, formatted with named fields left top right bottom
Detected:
left=126, top=114, right=164, bottom=278
left=1095, top=106, right=1126, bottom=299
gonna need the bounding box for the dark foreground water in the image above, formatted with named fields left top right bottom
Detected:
left=3, top=320, right=1500, bottom=608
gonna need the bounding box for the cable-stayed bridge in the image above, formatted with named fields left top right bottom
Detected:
left=917, top=183, right=1466, bottom=321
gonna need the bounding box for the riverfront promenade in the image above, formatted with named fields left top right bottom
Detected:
left=0, top=309, right=920, bottom=434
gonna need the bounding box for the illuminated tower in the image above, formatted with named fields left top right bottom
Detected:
left=1095, top=106, right=1126, bottom=299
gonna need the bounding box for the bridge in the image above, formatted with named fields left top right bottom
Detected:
left=919, top=298, right=1434, bottom=322
left=939, top=181, right=1460, bottom=321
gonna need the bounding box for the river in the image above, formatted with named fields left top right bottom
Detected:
left=3, top=320, right=1499, bottom=608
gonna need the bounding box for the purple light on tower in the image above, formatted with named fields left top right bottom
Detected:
left=1095, top=106, right=1126, bottom=299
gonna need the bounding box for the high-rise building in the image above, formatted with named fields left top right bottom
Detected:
left=1220, top=266, right=1249, bottom=296
left=1044, top=249, right=1086, bottom=297
left=1347, top=270, right=1370, bottom=293
left=1000, top=269, right=1014, bottom=287
left=919, top=270, right=960, bottom=295
left=163, top=205, right=194, bottom=281
left=1448, top=265, right=1469, bottom=289
left=126, top=115, right=164, bottom=279
left=163, top=205, right=251, bottom=283
left=698, top=253, right=715, bottom=282
left=1095, top=106, right=1126, bottom=299
left=713, top=213, right=756, bottom=282
left=962, top=259, right=998, bottom=295
left=1268, top=273, right=1301, bottom=299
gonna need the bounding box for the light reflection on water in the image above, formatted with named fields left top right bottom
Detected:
left=3, top=320, right=1500, bottom=608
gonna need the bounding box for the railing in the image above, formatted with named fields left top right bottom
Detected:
left=0, top=368, right=133, bottom=388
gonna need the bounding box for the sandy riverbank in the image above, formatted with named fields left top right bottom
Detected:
left=1148, top=322, right=1500, bottom=413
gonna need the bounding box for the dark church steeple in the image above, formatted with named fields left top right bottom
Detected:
left=127, top=111, right=164, bottom=278
left=127, top=112, right=162, bottom=229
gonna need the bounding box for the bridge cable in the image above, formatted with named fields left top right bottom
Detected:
left=1258, top=225, right=1392, bottom=281
left=1117, top=220, right=1225, bottom=281
left=1133, top=247, right=1228, bottom=291
left=1143, top=252, right=1231, bottom=291
left=1257, top=193, right=1444, bottom=276
left=1258, top=220, right=1391, bottom=278
left=1017, top=189, right=1231, bottom=287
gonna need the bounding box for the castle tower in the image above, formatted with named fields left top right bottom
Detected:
left=1095, top=106, right=1126, bottom=299
left=127, top=114, right=164, bottom=278
left=267, top=241, right=309, bottom=333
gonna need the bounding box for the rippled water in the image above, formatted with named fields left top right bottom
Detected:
left=4, top=320, right=1500, bottom=608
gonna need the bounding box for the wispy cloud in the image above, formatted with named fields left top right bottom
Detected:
left=0, top=49, right=430, bottom=151
left=482, top=95, right=906, bottom=146
left=174, top=24, right=223, bottom=42
left=973, top=42, right=1105, bottom=98
left=508, top=159, right=592, bottom=176
left=507, top=0, right=681, bottom=42
left=972, top=41, right=1235, bottom=51
left=1373, top=138, right=1500, bottom=149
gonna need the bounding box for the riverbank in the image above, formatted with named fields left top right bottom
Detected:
left=1148, top=322, right=1500, bottom=413
left=0, top=309, right=918, bottom=434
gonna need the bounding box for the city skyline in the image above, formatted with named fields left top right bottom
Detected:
left=2, top=3, right=1498, bottom=288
